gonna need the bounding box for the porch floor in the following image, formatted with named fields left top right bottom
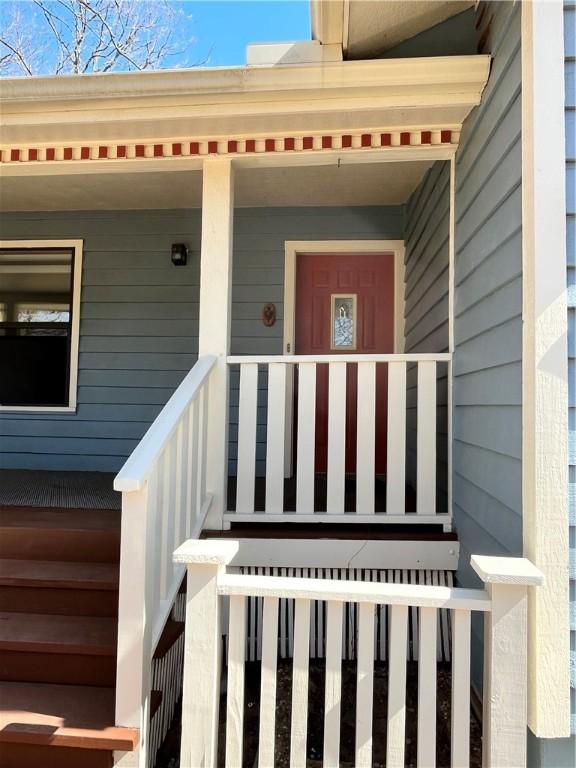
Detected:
left=0, top=470, right=120, bottom=510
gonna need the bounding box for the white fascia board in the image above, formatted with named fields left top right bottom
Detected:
left=0, top=55, right=490, bottom=148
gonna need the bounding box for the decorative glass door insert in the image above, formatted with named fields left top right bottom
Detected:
left=331, top=294, right=357, bottom=350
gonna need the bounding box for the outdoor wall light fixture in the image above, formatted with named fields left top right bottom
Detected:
left=171, top=243, right=188, bottom=266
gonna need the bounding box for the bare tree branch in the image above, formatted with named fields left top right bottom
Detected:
left=0, top=0, right=196, bottom=76
left=0, top=36, right=34, bottom=75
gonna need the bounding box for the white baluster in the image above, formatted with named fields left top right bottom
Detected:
left=265, top=363, right=287, bottom=513
left=387, top=361, right=407, bottom=515
left=296, top=363, right=316, bottom=513
left=451, top=609, right=471, bottom=768
left=418, top=606, right=437, bottom=767
left=387, top=604, right=408, bottom=768
left=327, top=362, right=347, bottom=514
left=355, top=602, right=375, bottom=768
left=290, top=598, right=311, bottom=768
left=258, top=597, right=280, bottom=766
left=324, top=600, right=343, bottom=768
left=356, top=362, right=376, bottom=514
left=236, top=363, right=259, bottom=513
left=417, top=361, right=437, bottom=515
left=226, top=595, right=247, bottom=768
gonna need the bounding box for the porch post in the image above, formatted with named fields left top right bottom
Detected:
left=174, top=539, right=239, bottom=768
left=198, top=157, right=235, bottom=529
left=471, top=555, right=544, bottom=767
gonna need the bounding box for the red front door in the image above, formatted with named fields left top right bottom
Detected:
left=295, top=252, right=395, bottom=473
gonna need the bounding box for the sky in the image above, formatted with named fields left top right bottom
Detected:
left=0, top=0, right=312, bottom=76
left=184, top=1, right=311, bottom=67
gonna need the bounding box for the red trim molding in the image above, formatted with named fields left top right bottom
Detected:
left=0, top=129, right=458, bottom=164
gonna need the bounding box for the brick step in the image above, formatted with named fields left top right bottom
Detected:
left=0, top=507, right=120, bottom=563
left=0, top=612, right=117, bottom=686
left=0, top=681, right=138, bottom=767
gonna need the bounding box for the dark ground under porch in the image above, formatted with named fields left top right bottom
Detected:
left=156, top=660, right=482, bottom=768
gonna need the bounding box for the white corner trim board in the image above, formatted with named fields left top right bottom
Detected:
left=521, top=0, right=571, bottom=738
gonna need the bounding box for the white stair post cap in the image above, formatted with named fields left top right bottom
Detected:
left=173, top=539, right=239, bottom=565
left=471, top=555, right=544, bottom=586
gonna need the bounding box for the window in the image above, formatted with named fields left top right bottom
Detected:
left=0, top=241, right=83, bottom=410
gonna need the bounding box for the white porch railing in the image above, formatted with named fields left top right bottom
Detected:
left=174, top=540, right=543, bottom=768
left=227, top=354, right=452, bottom=524
left=113, top=354, right=216, bottom=765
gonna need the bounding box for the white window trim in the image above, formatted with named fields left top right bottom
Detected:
left=0, top=239, right=83, bottom=413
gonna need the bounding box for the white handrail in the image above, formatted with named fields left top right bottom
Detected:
left=114, top=355, right=217, bottom=766
left=115, top=355, right=217, bottom=492
left=227, top=353, right=452, bottom=364
left=216, top=572, right=491, bottom=611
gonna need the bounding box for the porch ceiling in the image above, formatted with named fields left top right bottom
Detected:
left=0, top=160, right=433, bottom=211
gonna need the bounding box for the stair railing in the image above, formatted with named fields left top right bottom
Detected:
left=227, top=353, right=452, bottom=525
left=174, top=540, right=543, bottom=768
left=113, top=354, right=217, bottom=766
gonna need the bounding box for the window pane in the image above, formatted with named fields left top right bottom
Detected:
left=0, top=249, right=73, bottom=406
left=17, top=305, right=70, bottom=323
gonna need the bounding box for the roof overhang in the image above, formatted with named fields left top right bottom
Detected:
left=0, top=56, right=489, bottom=210
left=0, top=56, right=490, bottom=148
left=312, top=0, right=475, bottom=59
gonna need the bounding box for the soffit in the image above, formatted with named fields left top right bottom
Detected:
left=0, top=160, right=432, bottom=211
left=312, top=0, right=474, bottom=58
left=346, top=1, right=474, bottom=58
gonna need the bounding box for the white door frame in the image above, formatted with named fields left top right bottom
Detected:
left=282, top=239, right=406, bottom=475
left=283, top=240, right=406, bottom=355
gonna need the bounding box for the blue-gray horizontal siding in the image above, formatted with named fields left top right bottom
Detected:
left=0, top=210, right=202, bottom=472
left=402, top=160, right=450, bottom=509
left=0, top=206, right=403, bottom=473
left=565, top=0, right=576, bottom=734
left=452, top=0, right=523, bottom=684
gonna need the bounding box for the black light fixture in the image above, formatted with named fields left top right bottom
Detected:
left=171, top=243, right=188, bottom=266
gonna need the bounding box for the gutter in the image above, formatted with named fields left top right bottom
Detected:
left=0, top=56, right=490, bottom=107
